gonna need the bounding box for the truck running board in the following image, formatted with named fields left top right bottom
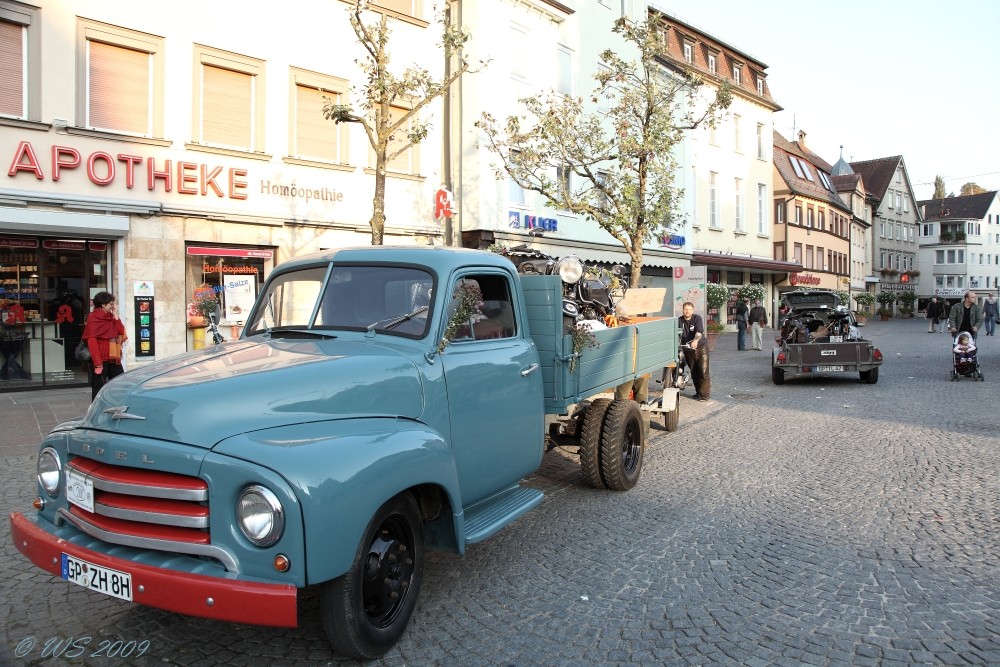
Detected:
left=463, top=486, right=544, bottom=545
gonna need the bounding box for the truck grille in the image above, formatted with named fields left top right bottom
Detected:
left=66, top=456, right=210, bottom=543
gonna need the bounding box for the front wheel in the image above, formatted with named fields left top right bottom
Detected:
left=599, top=400, right=645, bottom=491
left=321, top=493, right=424, bottom=659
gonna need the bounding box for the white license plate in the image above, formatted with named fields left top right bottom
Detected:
left=65, top=468, right=94, bottom=513
left=829, top=336, right=843, bottom=343
left=61, top=553, right=133, bottom=601
left=814, top=365, right=845, bottom=372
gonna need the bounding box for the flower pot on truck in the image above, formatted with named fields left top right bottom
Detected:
left=10, top=246, right=679, bottom=659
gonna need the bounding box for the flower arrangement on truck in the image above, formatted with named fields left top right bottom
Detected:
left=10, top=246, right=679, bottom=659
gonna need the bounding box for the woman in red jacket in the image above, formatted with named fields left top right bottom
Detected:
left=82, top=291, right=127, bottom=400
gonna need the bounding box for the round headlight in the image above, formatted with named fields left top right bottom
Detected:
left=555, top=256, right=584, bottom=284
left=236, top=485, right=284, bottom=547
left=37, top=447, right=62, bottom=497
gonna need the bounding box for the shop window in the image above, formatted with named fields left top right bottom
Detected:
left=289, top=68, right=349, bottom=165
left=77, top=19, right=164, bottom=137
left=185, top=245, right=275, bottom=337
left=192, top=45, right=265, bottom=153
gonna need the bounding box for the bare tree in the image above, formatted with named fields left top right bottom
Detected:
left=477, top=17, right=731, bottom=286
left=324, top=1, right=482, bottom=245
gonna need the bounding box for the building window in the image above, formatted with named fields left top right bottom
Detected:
left=556, top=164, right=572, bottom=196
left=818, top=210, right=825, bottom=231
left=757, top=183, right=766, bottom=235
left=0, top=2, right=40, bottom=119
left=805, top=245, right=814, bottom=269
left=793, top=243, right=802, bottom=264
left=508, top=155, right=526, bottom=207
left=193, top=45, right=265, bottom=152
left=807, top=208, right=814, bottom=228
left=289, top=69, right=349, bottom=164
left=732, top=65, right=741, bottom=84
left=756, top=77, right=764, bottom=96
left=775, top=200, right=785, bottom=224
left=683, top=42, right=693, bottom=64
left=733, top=114, right=741, bottom=152
left=557, top=45, right=573, bottom=95
left=510, top=23, right=530, bottom=86
left=794, top=205, right=802, bottom=225
left=709, top=171, right=719, bottom=228
left=370, top=103, right=420, bottom=175
left=78, top=20, right=165, bottom=137
left=734, top=178, right=744, bottom=232
left=370, top=0, right=422, bottom=19
left=789, top=156, right=804, bottom=179
left=707, top=53, right=716, bottom=74
left=756, top=123, right=765, bottom=159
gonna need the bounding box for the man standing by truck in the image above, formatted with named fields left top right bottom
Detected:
left=748, top=300, right=767, bottom=350
left=679, top=301, right=710, bottom=401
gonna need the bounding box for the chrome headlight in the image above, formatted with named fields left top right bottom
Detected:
left=555, top=256, right=584, bottom=284
left=236, top=485, right=284, bottom=547
left=37, top=447, right=62, bottom=497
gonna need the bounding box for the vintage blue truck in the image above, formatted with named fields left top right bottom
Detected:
left=10, top=246, right=678, bottom=658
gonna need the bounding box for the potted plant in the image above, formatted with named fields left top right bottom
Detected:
left=876, top=290, right=896, bottom=319
left=833, top=290, right=851, bottom=308
left=737, top=282, right=766, bottom=304
left=705, top=319, right=725, bottom=351
left=188, top=292, right=219, bottom=328
left=853, top=292, right=875, bottom=322
left=896, top=289, right=916, bottom=317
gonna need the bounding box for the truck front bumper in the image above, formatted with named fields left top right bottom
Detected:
left=10, top=511, right=298, bottom=627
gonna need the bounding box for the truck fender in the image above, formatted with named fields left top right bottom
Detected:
left=213, top=419, right=462, bottom=586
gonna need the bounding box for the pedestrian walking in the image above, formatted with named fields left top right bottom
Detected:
left=926, top=296, right=942, bottom=334
left=679, top=301, right=710, bottom=401
left=983, top=294, right=998, bottom=336
left=81, top=291, right=127, bottom=400
left=948, top=291, right=983, bottom=341
left=735, top=298, right=749, bottom=351
left=748, top=300, right=767, bottom=350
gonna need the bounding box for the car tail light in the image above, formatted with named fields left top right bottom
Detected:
left=873, top=349, right=883, bottom=362
left=776, top=352, right=786, bottom=363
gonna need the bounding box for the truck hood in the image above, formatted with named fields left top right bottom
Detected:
left=82, top=337, right=424, bottom=446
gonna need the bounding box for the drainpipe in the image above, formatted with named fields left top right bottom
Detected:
left=443, top=1, right=453, bottom=246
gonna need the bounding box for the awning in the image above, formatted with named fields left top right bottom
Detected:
left=692, top=250, right=801, bottom=274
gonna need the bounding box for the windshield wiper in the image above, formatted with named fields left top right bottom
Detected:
left=367, top=306, right=429, bottom=332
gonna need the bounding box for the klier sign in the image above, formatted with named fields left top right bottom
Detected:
left=789, top=273, right=821, bottom=286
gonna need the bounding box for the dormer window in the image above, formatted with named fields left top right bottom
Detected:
left=756, top=77, right=764, bottom=96
left=708, top=54, right=716, bottom=74
left=732, top=65, right=741, bottom=85
left=683, top=42, right=693, bottom=64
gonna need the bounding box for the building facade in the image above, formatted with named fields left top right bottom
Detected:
left=0, top=0, right=449, bottom=390
left=829, top=149, right=875, bottom=307
left=771, top=131, right=852, bottom=299
left=916, top=191, right=1000, bottom=309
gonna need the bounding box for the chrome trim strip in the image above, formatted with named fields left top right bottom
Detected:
left=56, top=508, right=238, bottom=573
left=94, top=501, right=210, bottom=529
left=67, top=464, right=208, bottom=501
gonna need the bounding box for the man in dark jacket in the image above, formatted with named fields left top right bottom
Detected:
left=734, top=299, right=749, bottom=351
left=679, top=301, right=710, bottom=401
left=926, top=297, right=941, bottom=334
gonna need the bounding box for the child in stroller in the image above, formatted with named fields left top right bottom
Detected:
left=951, top=331, right=983, bottom=381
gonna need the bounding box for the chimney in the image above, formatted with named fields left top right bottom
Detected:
left=797, top=130, right=807, bottom=148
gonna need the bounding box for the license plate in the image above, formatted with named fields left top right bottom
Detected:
left=65, top=468, right=94, bottom=513
left=815, top=365, right=844, bottom=372
left=61, top=553, right=133, bottom=601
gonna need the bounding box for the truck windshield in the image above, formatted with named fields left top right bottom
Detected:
left=245, top=265, right=435, bottom=338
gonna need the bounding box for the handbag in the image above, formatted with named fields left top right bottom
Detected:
left=75, top=340, right=91, bottom=363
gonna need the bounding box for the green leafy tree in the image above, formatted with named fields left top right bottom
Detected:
left=933, top=175, right=946, bottom=199
left=960, top=182, right=987, bottom=196
left=324, top=1, right=481, bottom=245
left=477, top=17, right=731, bottom=287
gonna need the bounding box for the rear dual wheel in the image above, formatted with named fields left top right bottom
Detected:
left=599, top=400, right=645, bottom=492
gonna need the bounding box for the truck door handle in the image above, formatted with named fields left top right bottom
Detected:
left=521, top=363, right=540, bottom=376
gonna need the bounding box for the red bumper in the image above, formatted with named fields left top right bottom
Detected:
left=10, top=512, right=298, bottom=628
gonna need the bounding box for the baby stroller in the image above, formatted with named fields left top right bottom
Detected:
left=950, top=331, right=983, bottom=381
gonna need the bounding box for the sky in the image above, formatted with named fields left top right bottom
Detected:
left=650, top=0, right=1000, bottom=202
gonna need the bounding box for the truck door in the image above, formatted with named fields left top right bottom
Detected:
left=439, top=271, right=544, bottom=505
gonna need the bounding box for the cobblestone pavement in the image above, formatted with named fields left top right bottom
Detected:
left=3, top=318, right=999, bottom=666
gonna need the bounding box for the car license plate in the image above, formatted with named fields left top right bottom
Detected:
left=65, top=468, right=94, bottom=513
left=61, top=553, right=133, bottom=601
left=815, top=365, right=844, bottom=372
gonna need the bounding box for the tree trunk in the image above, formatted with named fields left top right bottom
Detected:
left=369, top=154, right=388, bottom=245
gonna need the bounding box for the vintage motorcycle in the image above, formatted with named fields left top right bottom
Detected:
left=500, top=245, right=628, bottom=333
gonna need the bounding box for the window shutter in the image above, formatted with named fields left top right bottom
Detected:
left=203, top=64, right=252, bottom=150
left=0, top=20, right=24, bottom=117
left=295, top=84, right=338, bottom=162
left=372, top=0, right=414, bottom=15
left=88, top=40, right=149, bottom=134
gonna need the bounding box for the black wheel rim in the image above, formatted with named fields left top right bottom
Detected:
left=362, top=516, right=415, bottom=628
left=620, top=417, right=641, bottom=475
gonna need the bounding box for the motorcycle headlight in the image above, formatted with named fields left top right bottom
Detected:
left=555, top=256, right=584, bottom=284
left=237, top=485, right=284, bottom=547
left=37, top=447, right=62, bottom=497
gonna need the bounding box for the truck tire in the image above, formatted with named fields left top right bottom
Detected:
left=664, top=398, right=680, bottom=432
left=599, top=400, right=644, bottom=491
left=579, top=398, right=611, bottom=489
left=772, top=366, right=785, bottom=385
left=321, top=492, right=424, bottom=659
left=862, top=367, right=879, bottom=384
